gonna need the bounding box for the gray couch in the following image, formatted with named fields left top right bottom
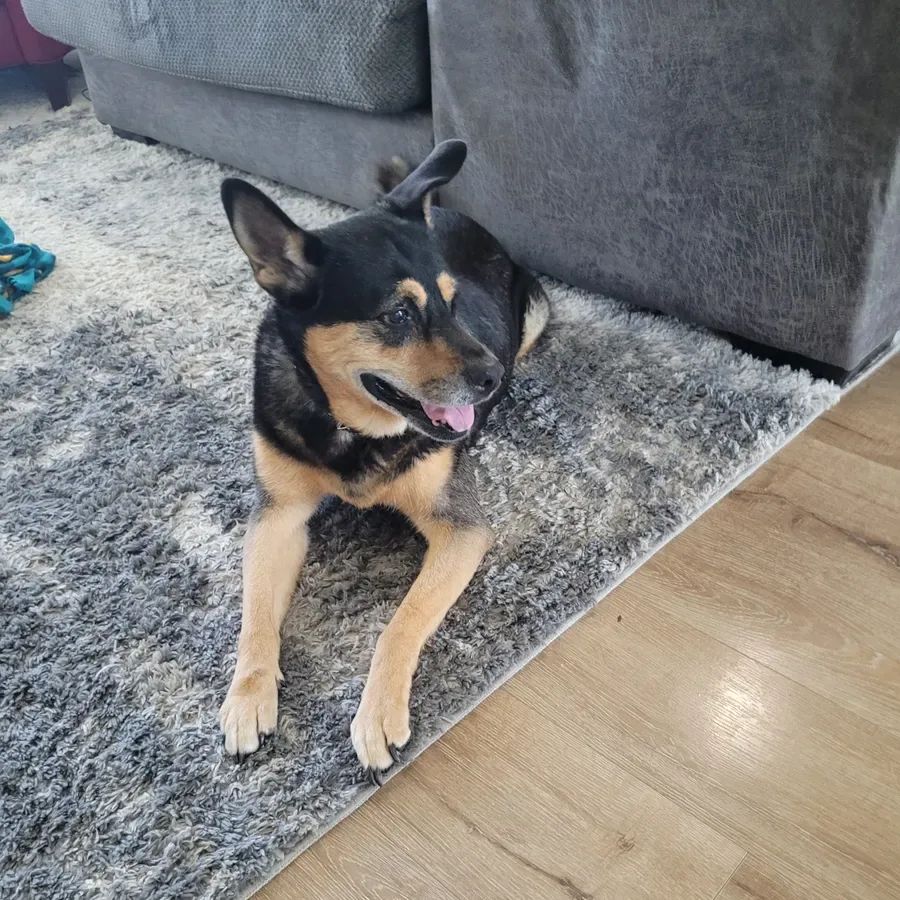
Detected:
left=23, top=0, right=900, bottom=378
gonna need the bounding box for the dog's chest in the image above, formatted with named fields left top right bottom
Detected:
left=316, top=431, right=431, bottom=508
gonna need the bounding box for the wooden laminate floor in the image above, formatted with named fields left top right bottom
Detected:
left=258, top=355, right=900, bottom=900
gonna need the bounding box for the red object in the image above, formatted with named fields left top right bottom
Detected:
left=0, top=0, right=71, bottom=108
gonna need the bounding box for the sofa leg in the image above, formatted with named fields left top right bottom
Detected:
left=34, top=61, right=70, bottom=111
left=111, top=127, right=159, bottom=146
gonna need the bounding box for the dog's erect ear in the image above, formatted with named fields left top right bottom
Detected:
left=381, top=140, right=467, bottom=222
left=221, top=178, right=324, bottom=302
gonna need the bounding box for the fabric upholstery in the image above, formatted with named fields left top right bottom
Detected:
left=21, top=0, right=429, bottom=113
left=429, top=0, right=900, bottom=370
left=16, top=0, right=900, bottom=367
left=81, top=53, right=433, bottom=211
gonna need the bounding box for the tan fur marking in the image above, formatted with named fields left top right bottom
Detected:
left=436, top=271, right=457, bottom=304
left=258, top=419, right=458, bottom=518
left=305, top=324, right=407, bottom=437
left=404, top=337, right=461, bottom=383
left=516, top=289, right=551, bottom=361
left=305, top=322, right=463, bottom=436
left=351, top=502, right=492, bottom=767
left=380, top=446, right=456, bottom=521
left=220, top=433, right=325, bottom=756
left=253, top=432, right=332, bottom=501
left=351, top=446, right=493, bottom=768
left=396, top=277, right=428, bottom=309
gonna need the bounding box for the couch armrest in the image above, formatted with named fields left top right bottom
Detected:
left=429, top=0, right=900, bottom=370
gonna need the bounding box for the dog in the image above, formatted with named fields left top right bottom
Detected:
left=218, top=140, right=550, bottom=776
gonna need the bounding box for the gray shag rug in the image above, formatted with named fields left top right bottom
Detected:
left=0, top=109, right=841, bottom=899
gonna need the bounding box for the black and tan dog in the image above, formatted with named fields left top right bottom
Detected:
left=218, top=140, right=549, bottom=776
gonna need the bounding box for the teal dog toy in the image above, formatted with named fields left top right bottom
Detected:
left=0, top=217, right=56, bottom=316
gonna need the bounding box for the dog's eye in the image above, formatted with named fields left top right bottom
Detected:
left=383, top=306, right=412, bottom=326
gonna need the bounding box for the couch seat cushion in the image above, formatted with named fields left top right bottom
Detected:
left=21, top=0, right=429, bottom=113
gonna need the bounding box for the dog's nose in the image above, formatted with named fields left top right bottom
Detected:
left=468, top=359, right=504, bottom=399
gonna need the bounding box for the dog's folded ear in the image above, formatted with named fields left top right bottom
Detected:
left=221, top=178, right=324, bottom=304
left=381, top=140, right=467, bottom=223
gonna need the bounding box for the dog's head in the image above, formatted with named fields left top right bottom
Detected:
left=221, top=141, right=503, bottom=442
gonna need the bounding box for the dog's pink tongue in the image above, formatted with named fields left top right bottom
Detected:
left=421, top=402, right=475, bottom=432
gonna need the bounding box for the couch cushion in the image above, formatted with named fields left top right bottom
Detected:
left=21, top=0, right=429, bottom=113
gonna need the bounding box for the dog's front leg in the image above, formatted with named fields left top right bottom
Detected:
left=220, top=434, right=323, bottom=756
left=351, top=518, right=493, bottom=772
left=220, top=500, right=316, bottom=755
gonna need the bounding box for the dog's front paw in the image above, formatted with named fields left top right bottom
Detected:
left=219, top=669, right=279, bottom=757
left=351, top=672, right=411, bottom=774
